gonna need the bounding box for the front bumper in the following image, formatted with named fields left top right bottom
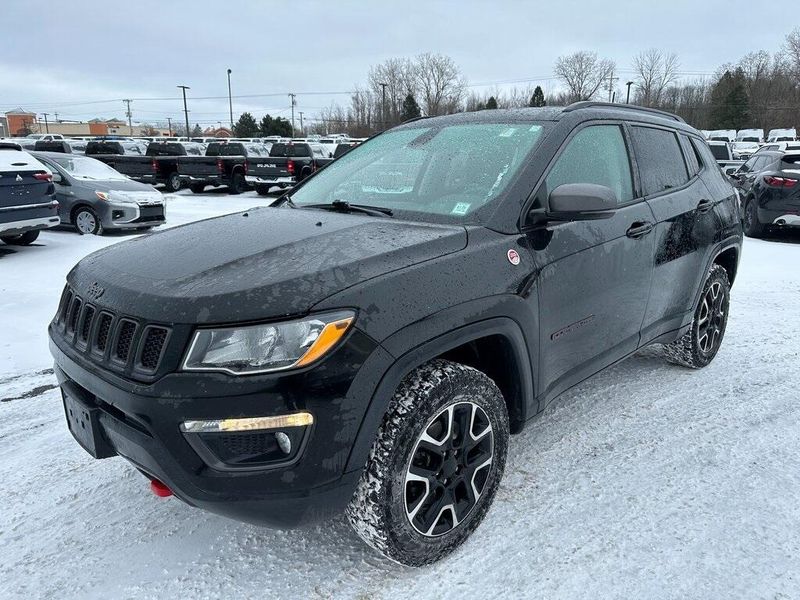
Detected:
left=49, top=324, right=388, bottom=527
left=101, top=202, right=165, bottom=229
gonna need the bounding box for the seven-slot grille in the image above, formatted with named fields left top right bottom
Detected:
left=55, top=285, right=170, bottom=374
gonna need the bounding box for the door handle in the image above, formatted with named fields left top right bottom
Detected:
left=696, top=199, right=714, bottom=213
left=626, top=221, right=654, bottom=239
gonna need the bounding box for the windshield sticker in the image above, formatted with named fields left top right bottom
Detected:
left=499, top=128, right=517, bottom=137
left=451, top=202, right=471, bottom=215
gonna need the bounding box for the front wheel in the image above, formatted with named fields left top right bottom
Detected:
left=189, top=183, right=205, bottom=194
left=743, top=198, right=765, bottom=238
left=664, top=264, right=730, bottom=369
left=346, top=360, right=509, bottom=566
left=1, top=230, right=40, bottom=245
left=73, top=207, right=102, bottom=235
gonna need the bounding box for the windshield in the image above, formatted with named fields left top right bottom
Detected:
left=49, top=155, right=128, bottom=180
left=291, top=122, right=545, bottom=220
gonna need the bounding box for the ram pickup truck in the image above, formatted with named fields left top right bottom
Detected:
left=49, top=102, right=742, bottom=566
left=708, top=140, right=743, bottom=175
left=177, top=142, right=269, bottom=194
left=247, top=142, right=333, bottom=195
left=0, top=146, right=59, bottom=245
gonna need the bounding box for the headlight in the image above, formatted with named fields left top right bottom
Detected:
left=182, top=310, right=355, bottom=375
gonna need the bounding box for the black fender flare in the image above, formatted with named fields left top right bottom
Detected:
left=344, top=315, right=534, bottom=474
left=685, top=238, right=741, bottom=328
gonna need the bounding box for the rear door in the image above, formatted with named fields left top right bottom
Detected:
left=633, top=125, right=716, bottom=341
left=530, top=123, right=656, bottom=403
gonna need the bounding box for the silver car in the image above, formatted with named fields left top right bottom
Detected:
left=32, top=152, right=165, bottom=235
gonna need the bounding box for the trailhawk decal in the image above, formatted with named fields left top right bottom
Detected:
left=550, top=315, right=595, bottom=341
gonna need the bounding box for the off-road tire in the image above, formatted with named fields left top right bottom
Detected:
left=1, top=230, right=40, bottom=245
left=346, top=359, right=509, bottom=566
left=189, top=183, right=205, bottom=194
left=664, top=264, right=730, bottom=369
left=743, top=198, right=765, bottom=238
left=255, top=184, right=271, bottom=196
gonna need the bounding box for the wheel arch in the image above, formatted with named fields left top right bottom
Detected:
left=70, top=202, right=96, bottom=223
left=344, top=316, right=534, bottom=474
left=713, top=246, right=739, bottom=286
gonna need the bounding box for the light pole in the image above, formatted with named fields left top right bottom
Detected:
left=625, top=81, right=634, bottom=104
left=167, top=117, right=172, bottom=136
left=288, top=93, right=296, bottom=137
left=177, top=85, right=191, bottom=138
left=227, top=69, right=233, bottom=130
left=299, top=111, right=304, bottom=135
left=379, top=82, right=388, bottom=130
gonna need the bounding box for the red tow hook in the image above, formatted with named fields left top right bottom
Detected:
left=150, top=479, right=173, bottom=498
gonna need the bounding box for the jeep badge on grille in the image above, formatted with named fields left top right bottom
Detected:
left=86, top=282, right=105, bottom=300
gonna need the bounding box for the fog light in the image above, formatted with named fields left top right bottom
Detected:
left=275, top=431, right=292, bottom=454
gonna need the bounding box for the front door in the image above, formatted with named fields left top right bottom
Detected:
left=529, top=123, right=656, bottom=404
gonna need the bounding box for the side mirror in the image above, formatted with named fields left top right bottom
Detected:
left=547, top=183, right=617, bottom=221
left=724, top=166, right=738, bottom=177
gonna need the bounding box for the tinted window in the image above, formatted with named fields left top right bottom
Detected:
left=708, top=144, right=729, bottom=160
left=780, top=154, right=800, bottom=169
left=688, top=138, right=707, bottom=173
left=631, top=126, right=689, bottom=195
left=545, top=125, right=634, bottom=204
left=681, top=136, right=700, bottom=176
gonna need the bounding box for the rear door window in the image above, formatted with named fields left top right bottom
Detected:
left=545, top=125, right=634, bottom=205
left=630, top=126, right=689, bottom=195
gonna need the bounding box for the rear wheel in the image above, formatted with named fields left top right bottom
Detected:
left=743, top=198, right=766, bottom=238
left=1, top=230, right=40, bottom=245
left=164, top=172, right=182, bottom=192
left=255, top=184, right=271, bottom=196
left=663, top=264, right=730, bottom=369
left=229, top=172, right=245, bottom=195
left=189, top=183, right=205, bottom=194
left=346, top=359, right=509, bottom=566
left=73, top=207, right=102, bottom=235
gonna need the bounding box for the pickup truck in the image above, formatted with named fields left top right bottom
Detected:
left=178, top=141, right=270, bottom=194
left=0, top=145, right=60, bottom=246
left=89, top=141, right=206, bottom=192
left=708, top=140, right=743, bottom=175
left=247, top=142, right=333, bottom=195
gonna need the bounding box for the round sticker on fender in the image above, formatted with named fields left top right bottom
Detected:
left=507, top=249, right=521, bottom=265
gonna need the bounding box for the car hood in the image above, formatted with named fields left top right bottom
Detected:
left=74, top=178, right=155, bottom=193
left=67, top=206, right=467, bottom=323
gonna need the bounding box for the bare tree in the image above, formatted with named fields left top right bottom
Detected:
left=785, top=28, right=800, bottom=84
left=413, top=53, right=467, bottom=116
left=553, top=51, right=615, bottom=102
left=368, top=57, right=416, bottom=127
left=632, top=49, right=680, bottom=106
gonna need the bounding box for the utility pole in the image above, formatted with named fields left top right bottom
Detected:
left=41, top=113, right=50, bottom=133
left=379, top=82, right=388, bottom=130
left=227, top=69, right=234, bottom=130
left=606, top=74, right=618, bottom=103
left=54, top=112, right=59, bottom=122
left=167, top=117, right=173, bottom=136
left=177, top=85, right=190, bottom=138
left=288, top=93, right=296, bottom=137
left=123, top=99, right=133, bottom=135
left=625, top=81, right=634, bottom=104
left=299, top=111, right=304, bottom=135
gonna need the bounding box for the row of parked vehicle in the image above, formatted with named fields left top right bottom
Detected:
left=702, top=127, right=797, bottom=161
left=0, top=140, right=166, bottom=245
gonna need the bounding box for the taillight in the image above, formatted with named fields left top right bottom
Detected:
left=287, top=159, right=295, bottom=175
left=217, top=158, right=224, bottom=173
left=151, top=159, right=159, bottom=172
left=33, top=172, right=52, bottom=181
left=764, top=175, right=798, bottom=187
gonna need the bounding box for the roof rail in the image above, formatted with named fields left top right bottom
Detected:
left=563, top=101, right=685, bottom=123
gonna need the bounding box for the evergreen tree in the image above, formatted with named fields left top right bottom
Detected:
left=233, top=112, right=260, bottom=137
left=485, top=96, right=498, bottom=109
left=709, top=69, right=750, bottom=129
left=259, top=114, right=292, bottom=137
left=529, top=86, right=546, bottom=107
left=190, top=123, right=203, bottom=136
left=400, top=93, right=422, bottom=121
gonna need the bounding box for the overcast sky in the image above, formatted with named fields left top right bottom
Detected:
left=0, top=0, right=792, bottom=129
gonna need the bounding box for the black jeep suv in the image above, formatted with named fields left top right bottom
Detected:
left=49, top=103, right=742, bottom=566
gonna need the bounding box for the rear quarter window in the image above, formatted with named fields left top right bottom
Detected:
left=630, top=126, right=689, bottom=195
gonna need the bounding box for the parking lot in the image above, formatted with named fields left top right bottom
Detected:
left=1, top=190, right=799, bottom=599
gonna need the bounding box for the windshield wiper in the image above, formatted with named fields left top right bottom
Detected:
left=302, top=199, right=393, bottom=217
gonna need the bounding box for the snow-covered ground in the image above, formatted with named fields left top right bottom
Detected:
left=1, top=193, right=799, bottom=599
